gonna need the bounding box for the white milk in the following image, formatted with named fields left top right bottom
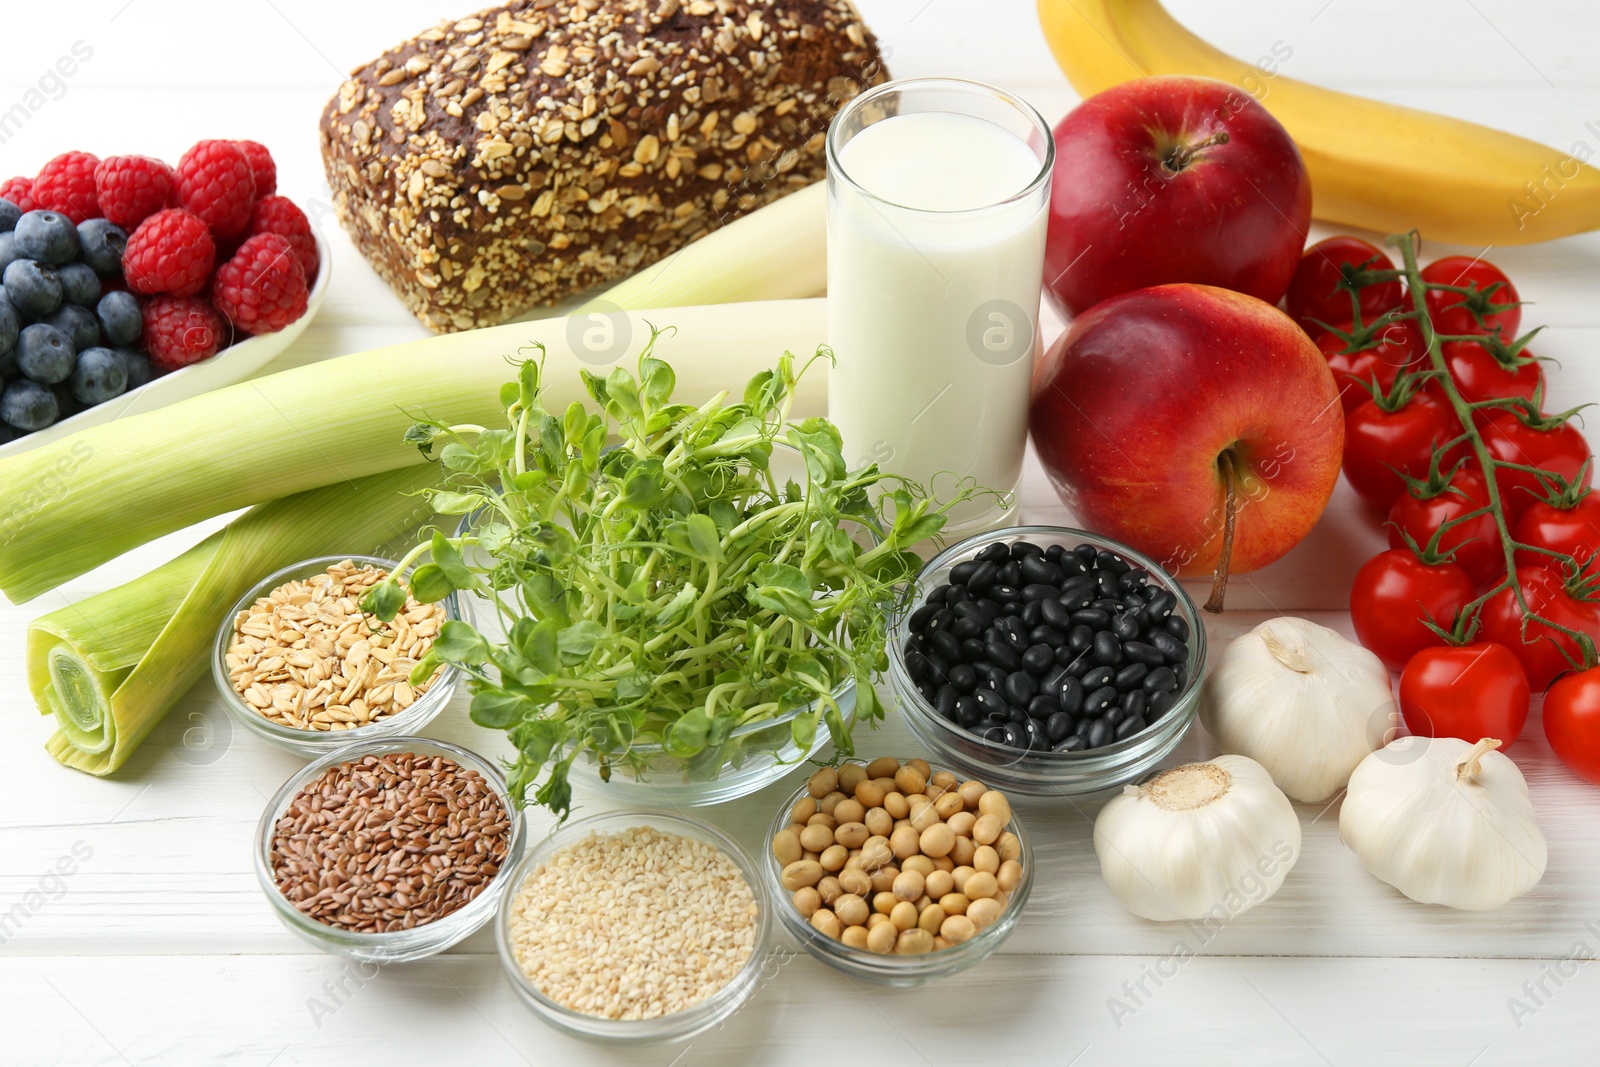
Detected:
left=827, top=109, right=1048, bottom=534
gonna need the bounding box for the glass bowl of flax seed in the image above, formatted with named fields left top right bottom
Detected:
left=213, top=555, right=468, bottom=757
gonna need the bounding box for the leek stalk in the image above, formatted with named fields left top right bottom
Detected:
left=0, top=299, right=828, bottom=603
left=29, top=465, right=437, bottom=774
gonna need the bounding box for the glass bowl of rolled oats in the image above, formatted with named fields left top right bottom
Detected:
left=214, top=555, right=467, bottom=756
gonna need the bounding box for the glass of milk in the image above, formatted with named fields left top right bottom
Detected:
left=826, top=78, right=1053, bottom=537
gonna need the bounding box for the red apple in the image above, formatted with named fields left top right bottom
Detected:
left=1043, top=76, right=1312, bottom=319
left=1030, top=284, right=1343, bottom=611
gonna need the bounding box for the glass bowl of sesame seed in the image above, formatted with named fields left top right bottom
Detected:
left=495, top=809, right=775, bottom=1044
left=213, top=555, right=468, bottom=757
left=254, top=736, right=525, bottom=963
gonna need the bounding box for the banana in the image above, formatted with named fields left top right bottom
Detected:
left=1037, top=0, right=1600, bottom=245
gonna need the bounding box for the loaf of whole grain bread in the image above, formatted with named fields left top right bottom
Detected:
left=319, top=0, right=886, bottom=333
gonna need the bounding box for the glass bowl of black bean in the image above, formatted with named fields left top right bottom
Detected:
left=888, top=526, right=1206, bottom=796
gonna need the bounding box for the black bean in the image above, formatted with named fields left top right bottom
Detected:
left=1021, top=555, right=1062, bottom=586
left=1111, top=613, right=1142, bottom=642
left=990, top=584, right=1021, bottom=604
left=1045, top=710, right=1075, bottom=742
left=1102, top=704, right=1127, bottom=726
left=1066, top=624, right=1095, bottom=653
left=1054, top=644, right=1081, bottom=668
left=1096, top=550, right=1130, bottom=575
left=929, top=629, right=962, bottom=663
left=1118, top=571, right=1149, bottom=595
left=1053, top=734, right=1087, bottom=753
left=1002, top=722, right=1027, bottom=749
left=1022, top=643, right=1055, bottom=675
left=905, top=633, right=925, bottom=654
left=1115, top=714, right=1147, bottom=741
left=978, top=663, right=1008, bottom=689
left=1028, top=694, right=1060, bottom=720
left=985, top=642, right=1021, bottom=672
left=1022, top=583, right=1057, bottom=604
left=1081, top=665, right=1115, bottom=690
left=1045, top=544, right=1066, bottom=563
left=1174, top=665, right=1189, bottom=691
left=982, top=625, right=1002, bottom=645
left=1039, top=597, right=1072, bottom=630
left=1064, top=655, right=1094, bottom=678
left=1122, top=641, right=1164, bottom=666
left=1007, top=702, right=1031, bottom=725
left=1093, top=631, right=1124, bottom=667
left=945, top=585, right=970, bottom=605
left=947, top=616, right=978, bottom=642
left=1164, top=614, right=1191, bottom=641
left=1070, top=608, right=1110, bottom=630
left=1094, top=570, right=1120, bottom=599
left=973, top=688, right=1007, bottom=719
left=1143, top=588, right=1177, bottom=624
left=1091, top=599, right=1127, bottom=615
left=952, top=599, right=990, bottom=623
left=960, top=638, right=987, bottom=664
left=928, top=607, right=955, bottom=633
left=925, top=652, right=949, bottom=681
left=1011, top=540, right=1044, bottom=559
left=1114, top=662, right=1148, bottom=691
left=1059, top=553, right=1090, bottom=577
left=1060, top=573, right=1096, bottom=598
left=1073, top=543, right=1098, bottom=565
left=1041, top=664, right=1070, bottom=693
left=1084, top=685, right=1119, bottom=715
left=1148, top=689, right=1175, bottom=720
left=909, top=602, right=940, bottom=633
left=1056, top=675, right=1085, bottom=716
left=997, top=562, right=1022, bottom=587
left=917, top=682, right=937, bottom=702
left=949, top=561, right=980, bottom=586
left=1121, top=689, right=1147, bottom=718
left=1085, top=718, right=1112, bottom=749
left=1002, top=601, right=1024, bottom=618
left=935, top=685, right=958, bottom=718
left=982, top=724, right=1008, bottom=744
left=975, top=542, right=1011, bottom=564
left=1022, top=600, right=1043, bottom=628
left=1004, top=671, right=1037, bottom=706
left=1143, top=666, right=1178, bottom=693
left=1029, top=624, right=1064, bottom=648
left=903, top=649, right=928, bottom=682
left=967, top=560, right=999, bottom=591
left=956, top=696, right=983, bottom=729
left=1023, top=717, right=1049, bottom=750
left=948, top=664, right=977, bottom=694
left=1151, top=630, right=1188, bottom=664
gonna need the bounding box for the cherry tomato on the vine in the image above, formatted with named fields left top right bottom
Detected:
left=1481, top=412, right=1593, bottom=510
left=1398, top=642, right=1529, bottom=748
left=1420, top=256, right=1521, bottom=341
left=1350, top=548, right=1477, bottom=672
left=1286, top=236, right=1404, bottom=332
left=1387, top=468, right=1504, bottom=586
left=1315, top=316, right=1426, bottom=416
left=1343, top=391, right=1462, bottom=511
left=1514, top=494, right=1600, bottom=572
left=1544, top=667, right=1600, bottom=784
left=1479, top=566, right=1600, bottom=689
left=1439, top=339, right=1543, bottom=422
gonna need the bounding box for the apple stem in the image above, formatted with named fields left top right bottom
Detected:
left=1163, top=130, right=1231, bottom=174
left=1204, top=449, right=1240, bottom=614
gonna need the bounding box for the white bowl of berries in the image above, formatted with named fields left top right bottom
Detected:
left=0, top=143, right=330, bottom=456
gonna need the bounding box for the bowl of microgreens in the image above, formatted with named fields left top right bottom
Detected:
left=361, top=333, right=962, bottom=817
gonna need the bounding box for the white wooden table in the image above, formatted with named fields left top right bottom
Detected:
left=4, top=1, right=1599, bottom=1063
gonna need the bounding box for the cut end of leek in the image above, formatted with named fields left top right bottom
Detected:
left=45, top=643, right=118, bottom=757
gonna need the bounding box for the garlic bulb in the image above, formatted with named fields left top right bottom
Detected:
left=1200, top=616, right=1393, bottom=803
left=1094, top=754, right=1301, bottom=922
left=1340, top=736, right=1547, bottom=911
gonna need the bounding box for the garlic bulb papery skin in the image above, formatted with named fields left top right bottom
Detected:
left=1094, top=754, right=1302, bottom=922
left=1340, top=736, right=1547, bottom=911
left=1200, top=616, right=1393, bottom=804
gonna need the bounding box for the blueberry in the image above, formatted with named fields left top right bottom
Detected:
left=1, top=378, right=59, bottom=430
left=0, top=293, right=17, bottom=354
left=75, top=219, right=128, bottom=277
left=16, top=323, right=75, bottom=383
left=0, top=232, right=19, bottom=274
left=116, top=348, right=155, bottom=390
left=0, top=198, right=20, bottom=233
left=70, top=347, right=128, bottom=405
left=0, top=421, right=19, bottom=444
left=56, top=262, right=101, bottom=307
left=51, top=381, right=84, bottom=419
left=44, top=304, right=99, bottom=352
left=4, top=259, right=62, bottom=318
left=13, top=210, right=79, bottom=264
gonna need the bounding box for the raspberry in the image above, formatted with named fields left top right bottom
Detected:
left=31, top=152, right=102, bottom=223
left=123, top=209, right=216, bottom=297
left=247, top=196, right=318, bottom=281
left=212, top=233, right=308, bottom=335
left=95, top=155, right=178, bottom=229
left=175, top=140, right=255, bottom=240
left=234, top=140, right=277, bottom=197
left=0, top=176, right=35, bottom=212
left=142, top=296, right=228, bottom=371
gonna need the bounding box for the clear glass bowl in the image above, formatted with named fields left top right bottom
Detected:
left=495, top=810, right=773, bottom=1044
left=254, top=736, right=525, bottom=964
left=888, top=526, right=1207, bottom=795
left=762, top=764, right=1032, bottom=985
left=214, top=554, right=466, bottom=757
left=566, top=677, right=857, bottom=807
